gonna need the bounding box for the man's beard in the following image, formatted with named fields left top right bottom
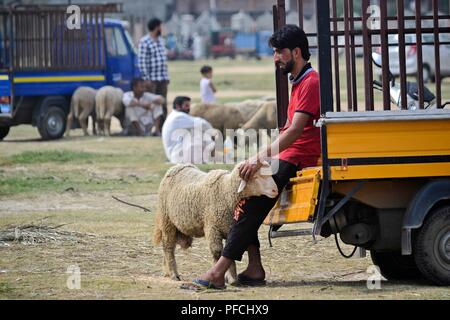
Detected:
left=156, top=30, right=162, bottom=37
left=281, top=59, right=295, bottom=75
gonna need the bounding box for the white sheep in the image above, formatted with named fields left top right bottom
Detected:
left=65, top=87, right=97, bottom=137
left=189, top=103, right=246, bottom=136
left=241, top=100, right=277, bottom=131
left=95, top=86, right=124, bottom=136
left=153, top=162, right=278, bottom=283
left=225, top=99, right=265, bottom=123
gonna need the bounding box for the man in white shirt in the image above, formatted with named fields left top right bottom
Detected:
left=200, top=65, right=217, bottom=104
left=122, top=78, right=165, bottom=136
left=162, top=96, right=214, bottom=164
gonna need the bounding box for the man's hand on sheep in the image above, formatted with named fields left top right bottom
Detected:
left=239, top=156, right=264, bottom=182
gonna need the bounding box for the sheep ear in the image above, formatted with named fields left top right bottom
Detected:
left=237, top=180, right=247, bottom=193
left=259, top=162, right=273, bottom=176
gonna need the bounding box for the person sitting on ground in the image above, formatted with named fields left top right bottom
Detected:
left=122, top=78, right=165, bottom=136
left=200, top=65, right=217, bottom=104
left=162, top=96, right=214, bottom=164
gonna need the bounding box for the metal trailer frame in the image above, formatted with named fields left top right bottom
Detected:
left=272, top=0, right=450, bottom=236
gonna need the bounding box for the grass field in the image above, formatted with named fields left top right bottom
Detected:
left=0, top=57, right=449, bottom=300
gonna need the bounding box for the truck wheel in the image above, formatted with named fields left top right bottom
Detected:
left=0, top=126, right=10, bottom=140
left=38, top=106, right=66, bottom=140
left=370, top=250, right=423, bottom=280
left=414, top=205, right=450, bottom=286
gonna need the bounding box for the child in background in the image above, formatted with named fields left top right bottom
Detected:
left=200, top=65, right=217, bottom=104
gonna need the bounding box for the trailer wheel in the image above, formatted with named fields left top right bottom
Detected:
left=38, top=106, right=66, bottom=140
left=0, top=126, right=10, bottom=140
left=370, top=250, right=423, bottom=280
left=414, top=205, right=450, bottom=286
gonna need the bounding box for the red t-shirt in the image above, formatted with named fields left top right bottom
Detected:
left=278, top=69, right=321, bottom=167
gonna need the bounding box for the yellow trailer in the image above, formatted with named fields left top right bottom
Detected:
left=265, top=111, right=450, bottom=285
left=269, top=1, right=450, bottom=285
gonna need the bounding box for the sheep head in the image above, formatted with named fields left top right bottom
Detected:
left=237, top=161, right=278, bottom=199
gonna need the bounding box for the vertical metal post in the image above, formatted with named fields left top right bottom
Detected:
left=273, top=0, right=289, bottom=128
left=432, top=0, right=441, bottom=108
left=380, top=0, right=391, bottom=110
left=343, top=0, right=353, bottom=111
left=297, top=0, right=303, bottom=29
left=332, top=0, right=341, bottom=112
left=349, top=0, right=358, bottom=111
left=100, top=11, right=106, bottom=69
left=362, top=0, right=374, bottom=111
left=397, top=0, right=408, bottom=110
left=317, top=0, right=333, bottom=115
left=415, top=0, right=424, bottom=108
left=314, top=0, right=333, bottom=236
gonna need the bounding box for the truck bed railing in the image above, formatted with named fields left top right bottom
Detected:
left=0, top=4, right=123, bottom=72
left=273, top=0, right=450, bottom=117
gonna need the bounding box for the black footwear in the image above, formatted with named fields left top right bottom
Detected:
left=237, top=274, right=267, bottom=287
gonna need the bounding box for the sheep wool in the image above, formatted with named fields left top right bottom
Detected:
left=153, top=162, right=277, bottom=283
left=95, top=86, right=124, bottom=136
left=65, top=87, right=97, bottom=137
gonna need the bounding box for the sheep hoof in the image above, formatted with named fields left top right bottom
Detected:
left=171, top=275, right=181, bottom=281
left=225, top=274, right=238, bottom=285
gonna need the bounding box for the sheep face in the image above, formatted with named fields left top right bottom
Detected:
left=238, top=163, right=278, bottom=199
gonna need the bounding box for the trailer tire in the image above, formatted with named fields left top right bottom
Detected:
left=38, top=106, right=67, bottom=140
left=414, top=205, right=450, bottom=286
left=0, top=126, right=10, bottom=140
left=370, top=250, right=423, bottom=281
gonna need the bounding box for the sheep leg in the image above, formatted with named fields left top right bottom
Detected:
left=79, top=109, right=90, bottom=136
left=161, top=224, right=181, bottom=281
left=91, top=115, right=97, bottom=136
left=104, top=108, right=114, bottom=137
left=104, top=118, right=111, bottom=137
left=226, top=261, right=238, bottom=285
left=206, top=229, right=238, bottom=285
left=82, top=117, right=89, bottom=136
left=65, top=112, right=73, bottom=137
left=96, top=119, right=103, bottom=136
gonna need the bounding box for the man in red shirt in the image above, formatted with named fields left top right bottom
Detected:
left=187, top=25, right=321, bottom=290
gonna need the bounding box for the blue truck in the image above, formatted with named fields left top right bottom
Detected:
left=0, top=4, right=139, bottom=140
left=233, top=31, right=273, bottom=59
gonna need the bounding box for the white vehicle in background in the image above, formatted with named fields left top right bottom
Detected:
left=374, top=33, right=450, bottom=83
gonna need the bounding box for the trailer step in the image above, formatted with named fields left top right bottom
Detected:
left=268, top=226, right=313, bottom=247
left=270, top=228, right=313, bottom=238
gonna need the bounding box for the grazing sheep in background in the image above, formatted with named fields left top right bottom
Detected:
left=95, top=86, right=124, bottom=136
left=225, top=99, right=265, bottom=123
left=65, top=87, right=97, bottom=137
left=241, top=100, right=277, bottom=131
left=153, top=162, right=278, bottom=283
left=190, top=103, right=245, bottom=135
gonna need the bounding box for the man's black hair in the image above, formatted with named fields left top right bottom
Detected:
left=131, top=78, right=144, bottom=89
left=200, top=65, right=213, bottom=75
left=173, top=96, right=191, bottom=110
left=269, top=24, right=311, bottom=61
left=148, top=18, right=162, bottom=32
